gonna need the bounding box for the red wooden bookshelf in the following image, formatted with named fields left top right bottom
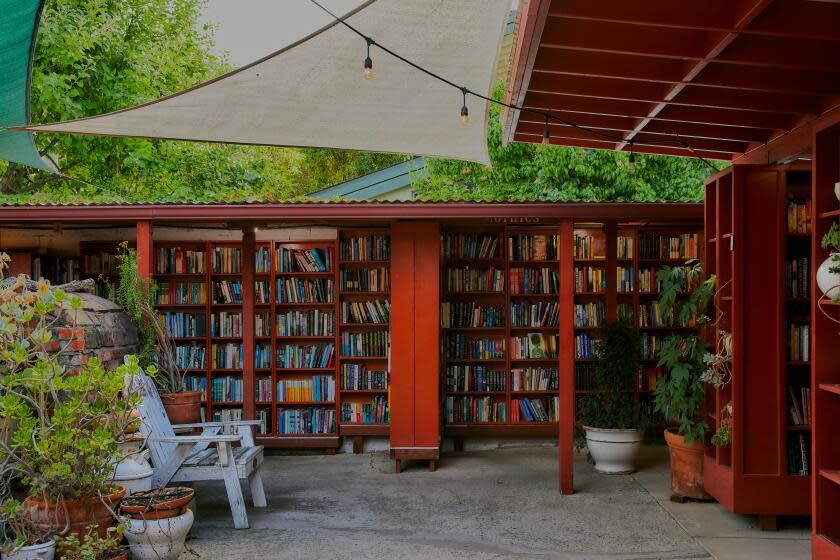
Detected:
left=703, top=162, right=812, bottom=522
left=812, top=122, right=840, bottom=559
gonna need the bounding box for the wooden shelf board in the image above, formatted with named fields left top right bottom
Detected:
left=447, top=391, right=506, bottom=396
left=444, top=326, right=506, bottom=331
left=819, top=383, right=840, bottom=396
left=340, top=389, right=389, bottom=394
left=819, top=469, right=840, bottom=487
left=275, top=401, right=336, bottom=406
left=787, top=424, right=812, bottom=431
left=339, top=323, right=389, bottom=328
left=339, top=423, right=390, bottom=437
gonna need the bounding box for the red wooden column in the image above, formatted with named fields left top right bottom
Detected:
left=136, top=220, right=153, bottom=279
left=390, top=221, right=440, bottom=472
left=559, top=220, right=575, bottom=494
left=241, top=226, right=256, bottom=421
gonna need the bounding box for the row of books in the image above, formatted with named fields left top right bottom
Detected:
left=212, top=408, right=244, bottom=434
left=788, top=385, right=812, bottom=426
left=640, top=266, right=699, bottom=293
left=640, top=334, right=665, bottom=360
left=574, top=266, right=606, bottom=293
left=788, top=322, right=811, bottom=362
left=618, top=303, right=634, bottom=324
left=574, top=301, right=605, bottom=328
left=509, top=267, right=559, bottom=295
left=255, top=280, right=270, bottom=303
left=340, top=331, right=389, bottom=357
left=638, top=234, right=699, bottom=260
left=211, top=376, right=243, bottom=402
left=510, top=301, right=559, bottom=328
left=276, top=310, right=335, bottom=337
left=156, top=248, right=205, bottom=274
left=441, top=302, right=504, bottom=328
left=511, top=397, right=558, bottom=422
left=445, top=396, right=506, bottom=423
left=276, top=278, right=334, bottom=303
left=512, top=367, right=558, bottom=391
left=341, top=364, right=388, bottom=390
left=446, top=335, right=505, bottom=360
left=276, top=376, right=335, bottom=402
left=157, top=282, right=206, bottom=305
left=340, top=235, right=390, bottom=262
left=256, top=313, right=272, bottom=337
left=617, top=235, right=634, bottom=259
left=441, top=233, right=501, bottom=259
left=787, top=433, right=810, bottom=476
left=277, top=343, right=335, bottom=369
left=277, top=247, right=333, bottom=273
left=575, top=333, right=596, bottom=360
left=574, top=363, right=596, bottom=390
left=617, top=266, right=634, bottom=293
left=211, top=247, right=242, bottom=273
left=508, top=234, right=559, bottom=261
left=213, top=280, right=242, bottom=304
left=573, top=233, right=603, bottom=260
left=256, top=409, right=269, bottom=434
left=277, top=407, right=335, bottom=434
left=341, top=397, right=389, bottom=423
left=185, top=375, right=206, bottom=395
left=785, top=257, right=810, bottom=299
left=212, top=343, right=243, bottom=369
left=445, top=365, right=506, bottom=392
left=32, top=256, right=79, bottom=284
left=256, top=247, right=271, bottom=273
left=787, top=199, right=811, bottom=235
left=82, top=251, right=118, bottom=276
left=175, top=345, right=206, bottom=369
left=339, top=268, right=390, bottom=292
left=161, top=312, right=206, bottom=338
left=638, top=303, right=680, bottom=328
left=256, top=377, right=272, bottom=402
left=511, top=334, right=558, bottom=359
left=341, top=300, right=390, bottom=324
left=210, top=311, right=242, bottom=337
left=255, top=344, right=271, bottom=368
left=446, top=267, right=505, bottom=293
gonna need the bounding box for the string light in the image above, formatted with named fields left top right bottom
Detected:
left=308, top=0, right=720, bottom=172
left=542, top=115, right=550, bottom=146
left=363, top=37, right=374, bottom=80
left=627, top=143, right=637, bottom=171
left=460, top=88, right=470, bottom=126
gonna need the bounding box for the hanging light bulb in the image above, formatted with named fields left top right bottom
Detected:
left=542, top=115, right=551, bottom=145
left=627, top=143, right=637, bottom=171
left=363, top=37, right=374, bottom=80
left=460, top=88, right=470, bottom=126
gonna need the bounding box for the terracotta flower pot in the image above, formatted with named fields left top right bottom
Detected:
left=663, top=428, right=711, bottom=500
left=24, top=486, right=126, bottom=541
left=160, top=391, right=202, bottom=424
left=125, top=506, right=187, bottom=521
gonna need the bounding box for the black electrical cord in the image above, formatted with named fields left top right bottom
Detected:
left=309, top=0, right=723, bottom=170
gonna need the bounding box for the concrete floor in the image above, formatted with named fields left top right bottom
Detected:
left=187, top=444, right=810, bottom=560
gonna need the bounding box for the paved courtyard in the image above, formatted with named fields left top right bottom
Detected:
left=187, top=445, right=810, bottom=560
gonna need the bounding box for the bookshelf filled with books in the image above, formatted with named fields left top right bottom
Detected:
left=337, top=229, right=392, bottom=445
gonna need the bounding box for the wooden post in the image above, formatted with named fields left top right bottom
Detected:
left=241, top=226, right=256, bottom=422
left=136, top=220, right=153, bottom=279
left=559, top=220, right=575, bottom=494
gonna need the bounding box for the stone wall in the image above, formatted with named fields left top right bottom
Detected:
left=48, top=293, right=139, bottom=372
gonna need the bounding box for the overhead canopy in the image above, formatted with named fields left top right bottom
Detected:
left=503, top=0, right=840, bottom=161
left=20, top=0, right=509, bottom=166
left=0, top=0, right=56, bottom=172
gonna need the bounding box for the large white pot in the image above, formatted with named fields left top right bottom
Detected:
left=817, top=253, right=840, bottom=300
left=124, top=508, right=194, bottom=560
left=584, top=426, right=643, bottom=474
left=2, top=541, right=55, bottom=560
left=112, top=446, right=153, bottom=496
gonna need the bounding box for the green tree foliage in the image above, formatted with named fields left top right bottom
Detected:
left=414, top=84, right=726, bottom=202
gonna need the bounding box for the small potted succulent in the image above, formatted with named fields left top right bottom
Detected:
left=56, top=526, right=127, bottom=560
left=121, top=487, right=195, bottom=560
left=577, top=322, right=646, bottom=474
left=113, top=244, right=199, bottom=423
left=0, top=500, right=56, bottom=560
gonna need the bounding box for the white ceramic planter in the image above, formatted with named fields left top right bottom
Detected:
left=2, top=541, right=55, bottom=560
left=584, top=426, right=643, bottom=474
left=124, top=508, right=194, bottom=560
left=817, top=254, right=840, bottom=300
left=112, top=446, right=153, bottom=496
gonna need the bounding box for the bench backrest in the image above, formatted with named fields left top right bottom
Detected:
left=128, top=371, right=177, bottom=467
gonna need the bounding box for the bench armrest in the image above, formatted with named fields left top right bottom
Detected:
left=150, top=434, right=241, bottom=444
left=172, top=421, right=263, bottom=430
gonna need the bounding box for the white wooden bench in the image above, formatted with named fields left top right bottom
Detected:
left=130, top=372, right=267, bottom=529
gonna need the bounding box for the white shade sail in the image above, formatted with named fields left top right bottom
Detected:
left=23, top=0, right=509, bottom=165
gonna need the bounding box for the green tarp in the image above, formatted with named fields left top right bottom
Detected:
left=0, top=0, right=56, bottom=173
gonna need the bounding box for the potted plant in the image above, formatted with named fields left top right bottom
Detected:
left=817, top=222, right=840, bottom=300
left=0, top=259, right=146, bottom=542
left=0, top=500, right=56, bottom=560
left=120, top=487, right=195, bottom=560
left=654, top=262, right=715, bottom=499
left=56, top=525, right=126, bottom=560
left=576, top=322, right=646, bottom=474
left=112, top=244, right=199, bottom=423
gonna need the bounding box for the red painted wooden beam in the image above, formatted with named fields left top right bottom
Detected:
left=512, top=132, right=733, bottom=161
left=135, top=220, right=153, bottom=279
left=692, top=63, right=840, bottom=98
left=655, top=105, right=793, bottom=131
left=717, top=36, right=840, bottom=73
